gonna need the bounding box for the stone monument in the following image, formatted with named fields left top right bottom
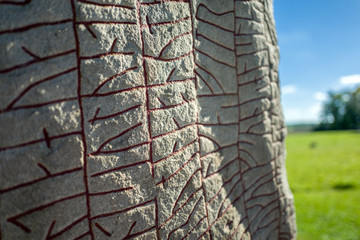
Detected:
left=0, top=0, right=296, bottom=239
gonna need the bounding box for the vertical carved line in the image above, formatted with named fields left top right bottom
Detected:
left=135, top=1, right=160, bottom=238
left=188, top=1, right=212, bottom=238
left=264, top=1, right=283, bottom=237
left=234, top=1, right=250, bottom=238
left=70, top=0, right=94, bottom=239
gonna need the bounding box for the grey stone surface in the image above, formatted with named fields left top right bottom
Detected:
left=0, top=0, right=296, bottom=239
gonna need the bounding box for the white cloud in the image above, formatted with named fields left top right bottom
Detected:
left=314, top=92, right=327, bottom=101
left=283, top=103, right=323, bottom=124
left=309, top=102, right=322, bottom=117
left=284, top=108, right=303, bottom=123
left=339, top=74, right=360, bottom=85
left=281, top=85, right=297, bottom=95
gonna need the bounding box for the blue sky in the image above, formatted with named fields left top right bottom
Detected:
left=273, top=0, right=360, bottom=124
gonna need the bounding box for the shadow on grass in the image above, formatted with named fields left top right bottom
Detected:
left=331, top=182, right=356, bottom=190
left=290, top=183, right=357, bottom=193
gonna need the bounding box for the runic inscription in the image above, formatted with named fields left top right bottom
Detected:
left=0, top=0, right=296, bottom=239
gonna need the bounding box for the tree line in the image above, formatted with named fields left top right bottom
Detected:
left=316, top=86, right=360, bottom=130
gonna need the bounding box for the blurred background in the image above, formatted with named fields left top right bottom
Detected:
left=274, top=1, right=360, bottom=239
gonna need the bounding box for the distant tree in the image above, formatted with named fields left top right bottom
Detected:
left=316, top=87, right=360, bottom=130
left=345, top=87, right=360, bottom=129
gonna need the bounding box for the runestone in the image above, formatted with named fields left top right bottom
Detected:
left=0, top=0, right=296, bottom=239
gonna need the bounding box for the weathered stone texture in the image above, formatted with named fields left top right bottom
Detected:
left=0, top=0, right=296, bottom=239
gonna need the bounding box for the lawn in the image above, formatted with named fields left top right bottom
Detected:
left=285, top=130, right=360, bottom=240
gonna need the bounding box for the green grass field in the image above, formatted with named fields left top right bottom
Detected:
left=285, top=130, right=360, bottom=240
